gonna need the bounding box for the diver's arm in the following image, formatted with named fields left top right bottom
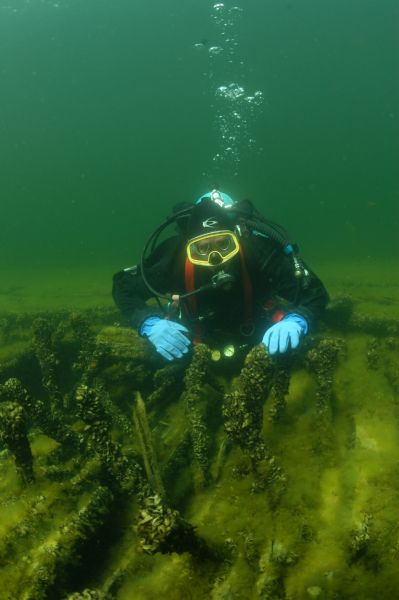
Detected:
left=256, top=249, right=329, bottom=355
left=112, top=235, right=182, bottom=330
left=112, top=265, right=164, bottom=329
left=263, top=252, right=329, bottom=330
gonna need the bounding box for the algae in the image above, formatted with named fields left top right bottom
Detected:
left=0, top=286, right=399, bottom=599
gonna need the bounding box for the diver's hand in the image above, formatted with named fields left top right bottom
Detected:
left=262, top=314, right=308, bottom=355
left=140, top=317, right=191, bottom=361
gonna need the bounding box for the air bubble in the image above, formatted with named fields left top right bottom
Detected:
left=203, top=3, right=264, bottom=175
left=209, top=46, right=224, bottom=56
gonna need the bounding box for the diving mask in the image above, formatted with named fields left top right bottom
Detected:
left=186, top=230, right=240, bottom=267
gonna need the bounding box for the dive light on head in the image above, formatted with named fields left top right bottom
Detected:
left=196, top=189, right=234, bottom=208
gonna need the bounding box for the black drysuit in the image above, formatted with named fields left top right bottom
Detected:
left=112, top=223, right=329, bottom=348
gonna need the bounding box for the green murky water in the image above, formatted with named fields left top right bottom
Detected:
left=0, top=1, right=398, bottom=598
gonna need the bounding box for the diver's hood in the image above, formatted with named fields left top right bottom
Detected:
left=186, top=199, right=235, bottom=240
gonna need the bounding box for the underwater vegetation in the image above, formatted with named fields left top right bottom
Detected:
left=0, top=295, right=399, bottom=599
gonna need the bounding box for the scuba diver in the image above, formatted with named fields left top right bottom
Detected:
left=112, top=190, right=329, bottom=362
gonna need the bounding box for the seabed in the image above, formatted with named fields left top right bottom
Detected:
left=0, top=260, right=398, bottom=600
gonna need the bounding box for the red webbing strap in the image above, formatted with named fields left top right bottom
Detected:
left=239, top=246, right=253, bottom=324
left=184, top=258, right=202, bottom=343
left=272, top=310, right=286, bottom=323
left=263, top=298, right=286, bottom=323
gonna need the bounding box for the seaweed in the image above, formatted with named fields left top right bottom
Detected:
left=0, top=295, right=398, bottom=599
left=0, top=400, right=34, bottom=485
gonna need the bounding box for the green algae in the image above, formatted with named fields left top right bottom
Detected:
left=0, top=274, right=399, bottom=599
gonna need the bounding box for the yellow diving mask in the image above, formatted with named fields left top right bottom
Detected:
left=186, top=230, right=240, bottom=267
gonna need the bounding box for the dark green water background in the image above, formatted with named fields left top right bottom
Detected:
left=1, top=0, right=398, bottom=276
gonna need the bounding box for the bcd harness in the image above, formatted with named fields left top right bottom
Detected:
left=181, top=245, right=286, bottom=344
left=140, top=202, right=309, bottom=343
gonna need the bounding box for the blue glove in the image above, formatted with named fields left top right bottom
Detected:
left=140, top=316, right=191, bottom=361
left=262, top=313, right=308, bottom=355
